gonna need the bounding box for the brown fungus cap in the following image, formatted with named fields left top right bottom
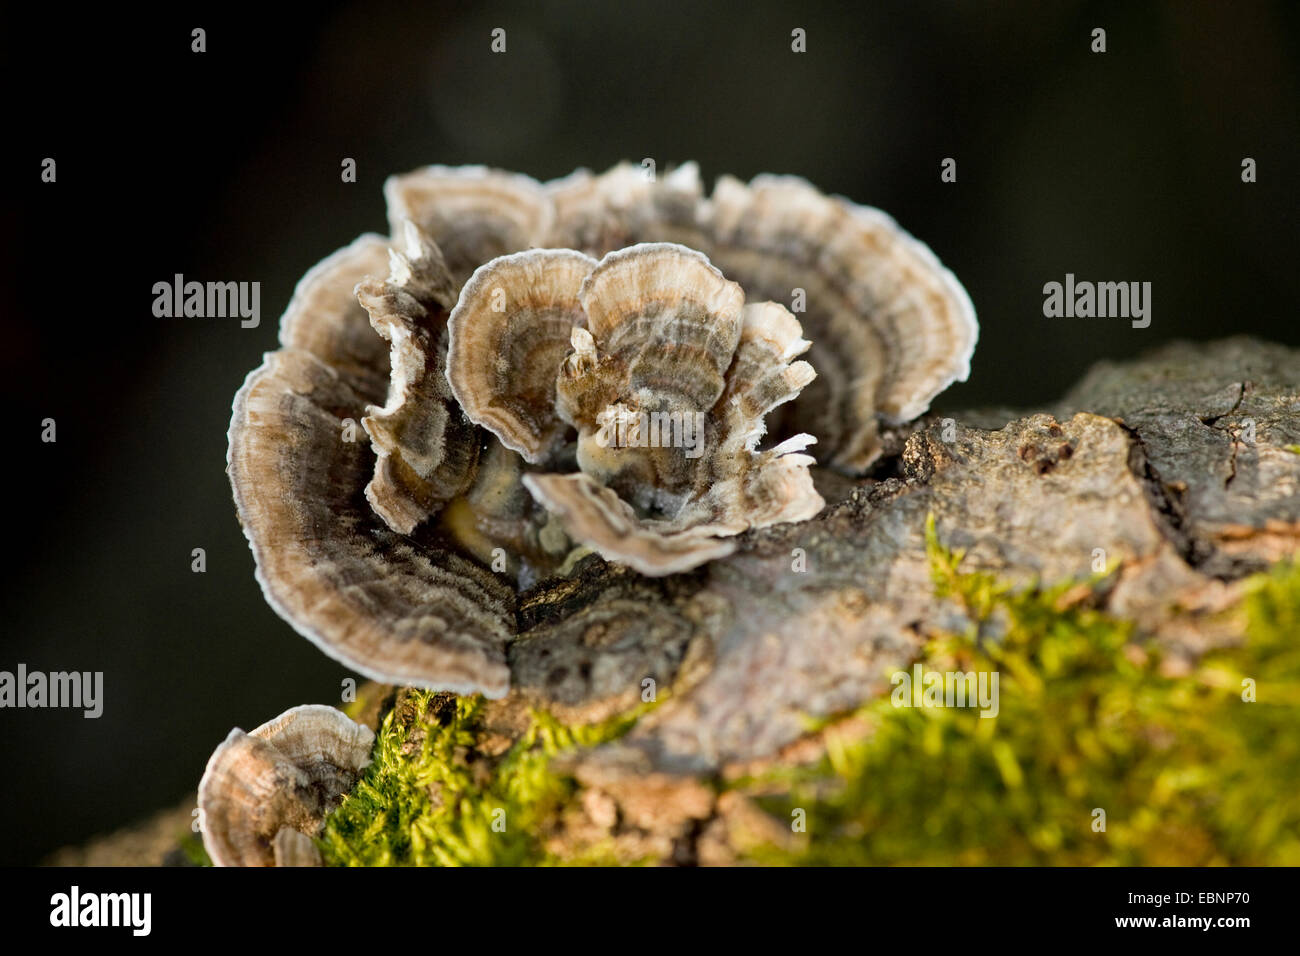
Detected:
left=385, top=160, right=976, bottom=472
left=705, top=174, right=977, bottom=468
left=449, top=242, right=823, bottom=576
left=445, top=248, right=598, bottom=464
left=542, top=164, right=978, bottom=472
left=197, top=705, right=374, bottom=867
left=358, top=220, right=477, bottom=535
left=228, top=226, right=514, bottom=695
left=383, top=165, right=554, bottom=286
left=271, top=827, right=323, bottom=867
left=545, top=161, right=706, bottom=254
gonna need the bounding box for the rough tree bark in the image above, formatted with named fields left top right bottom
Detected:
left=52, top=337, right=1300, bottom=865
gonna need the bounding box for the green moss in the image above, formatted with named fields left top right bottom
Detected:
left=740, top=516, right=1300, bottom=865
left=311, top=521, right=1300, bottom=867
left=178, top=830, right=212, bottom=867
left=319, top=693, right=657, bottom=866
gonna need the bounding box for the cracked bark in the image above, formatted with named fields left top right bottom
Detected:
left=54, top=337, right=1300, bottom=866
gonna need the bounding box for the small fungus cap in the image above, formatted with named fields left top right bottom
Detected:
left=197, top=705, right=374, bottom=867
left=445, top=248, right=598, bottom=464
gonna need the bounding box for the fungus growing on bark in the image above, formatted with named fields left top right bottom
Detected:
left=197, top=705, right=374, bottom=867
left=227, top=160, right=976, bottom=693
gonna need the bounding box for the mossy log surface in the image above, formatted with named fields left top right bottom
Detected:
left=56, top=337, right=1300, bottom=865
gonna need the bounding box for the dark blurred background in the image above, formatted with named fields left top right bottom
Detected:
left=2, top=1, right=1297, bottom=864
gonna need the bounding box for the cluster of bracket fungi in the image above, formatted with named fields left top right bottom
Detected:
left=202, top=161, right=977, bottom=865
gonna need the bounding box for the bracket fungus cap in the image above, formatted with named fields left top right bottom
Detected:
left=228, top=229, right=514, bottom=698
left=197, top=705, right=374, bottom=867
left=446, top=248, right=599, bottom=464
left=449, top=241, right=824, bottom=575
left=538, top=164, right=980, bottom=471
left=703, top=172, right=978, bottom=469
left=382, top=165, right=554, bottom=285
left=357, top=219, right=477, bottom=535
